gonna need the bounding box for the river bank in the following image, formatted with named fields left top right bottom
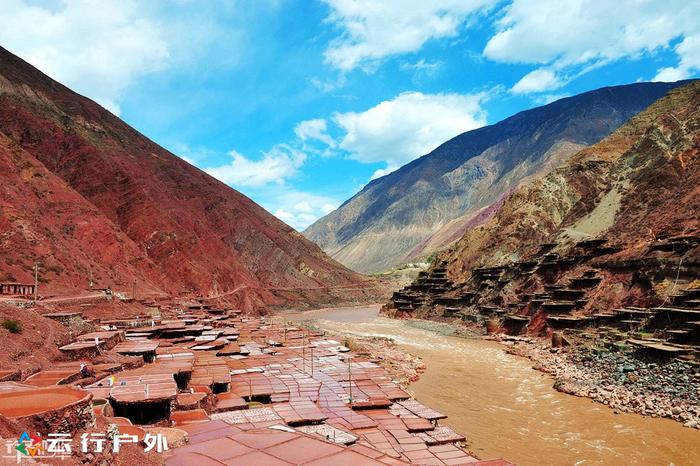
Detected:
left=498, top=333, right=700, bottom=428
left=291, top=306, right=700, bottom=429
left=288, top=305, right=700, bottom=465
left=395, top=313, right=700, bottom=430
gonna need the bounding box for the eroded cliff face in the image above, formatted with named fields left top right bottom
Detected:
left=305, top=81, right=688, bottom=273
left=0, top=46, right=381, bottom=309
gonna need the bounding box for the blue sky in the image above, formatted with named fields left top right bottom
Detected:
left=2, top=0, right=699, bottom=229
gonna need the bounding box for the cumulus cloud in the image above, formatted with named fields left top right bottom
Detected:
left=370, top=165, right=399, bottom=181
left=294, top=119, right=336, bottom=147
left=653, top=33, right=700, bottom=81
left=323, top=0, right=493, bottom=71
left=203, top=89, right=488, bottom=223
left=653, top=66, right=688, bottom=83
left=200, top=144, right=336, bottom=229
left=333, top=91, right=487, bottom=166
left=0, top=0, right=170, bottom=115
left=511, top=68, right=563, bottom=94
left=268, top=190, right=340, bottom=230
left=205, top=145, right=307, bottom=187
left=484, top=0, right=700, bottom=93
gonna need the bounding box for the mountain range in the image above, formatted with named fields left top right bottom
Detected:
left=304, top=81, right=688, bottom=273
left=438, top=79, right=700, bottom=312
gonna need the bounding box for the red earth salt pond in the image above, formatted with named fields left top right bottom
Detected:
left=286, top=305, right=700, bottom=466
left=0, top=385, right=90, bottom=417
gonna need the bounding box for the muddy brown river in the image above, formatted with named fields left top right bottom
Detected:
left=285, top=305, right=700, bottom=466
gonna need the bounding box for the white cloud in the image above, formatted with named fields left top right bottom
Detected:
left=653, top=33, right=700, bottom=81
left=533, top=93, right=571, bottom=106
left=294, top=119, right=336, bottom=147
left=653, top=66, right=688, bottom=82
left=511, top=68, right=562, bottom=94
left=273, top=208, right=296, bottom=222
left=309, top=75, right=348, bottom=93
left=265, top=190, right=340, bottom=230
left=484, top=0, right=700, bottom=93
left=0, top=0, right=170, bottom=115
left=401, top=59, right=442, bottom=73
left=205, top=145, right=307, bottom=187
left=370, top=165, right=399, bottom=181
left=400, top=59, right=443, bottom=81
left=323, top=0, right=493, bottom=71
left=203, top=90, right=488, bottom=226
left=321, top=203, right=337, bottom=215
left=333, top=91, right=487, bottom=166
left=194, top=144, right=337, bottom=229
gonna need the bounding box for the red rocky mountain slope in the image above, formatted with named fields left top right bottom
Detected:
left=0, top=46, right=379, bottom=310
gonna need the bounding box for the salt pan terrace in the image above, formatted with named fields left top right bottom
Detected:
left=7, top=307, right=515, bottom=465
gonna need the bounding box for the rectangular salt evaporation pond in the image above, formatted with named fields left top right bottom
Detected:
left=105, top=374, right=178, bottom=424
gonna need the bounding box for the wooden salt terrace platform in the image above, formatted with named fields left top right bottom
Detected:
left=59, top=340, right=103, bottom=358
left=105, top=373, right=178, bottom=424
left=41, top=311, right=516, bottom=465
left=171, top=408, right=210, bottom=426
left=0, top=383, right=91, bottom=417
left=214, top=392, right=248, bottom=412
left=547, top=315, right=593, bottom=329
left=24, top=364, right=84, bottom=387
left=627, top=338, right=693, bottom=355
left=114, top=340, right=160, bottom=362
left=77, top=330, right=124, bottom=349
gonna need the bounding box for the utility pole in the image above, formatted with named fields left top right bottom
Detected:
left=33, top=263, right=38, bottom=302
left=310, top=346, right=314, bottom=376
left=347, top=355, right=352, bottom=403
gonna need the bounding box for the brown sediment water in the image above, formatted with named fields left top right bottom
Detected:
left=286, top=305, right=700, bottom=466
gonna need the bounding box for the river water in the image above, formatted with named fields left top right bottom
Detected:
left=284, top=305, right=700, bottom=466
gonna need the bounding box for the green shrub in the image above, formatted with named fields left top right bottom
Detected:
left=2, top=319, right=22, bottom=334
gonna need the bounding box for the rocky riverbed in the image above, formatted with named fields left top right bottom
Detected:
left=499, top=336, right=700, bottom=428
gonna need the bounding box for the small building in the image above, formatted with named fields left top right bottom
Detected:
left=0, top=283, right=35, bottom=297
